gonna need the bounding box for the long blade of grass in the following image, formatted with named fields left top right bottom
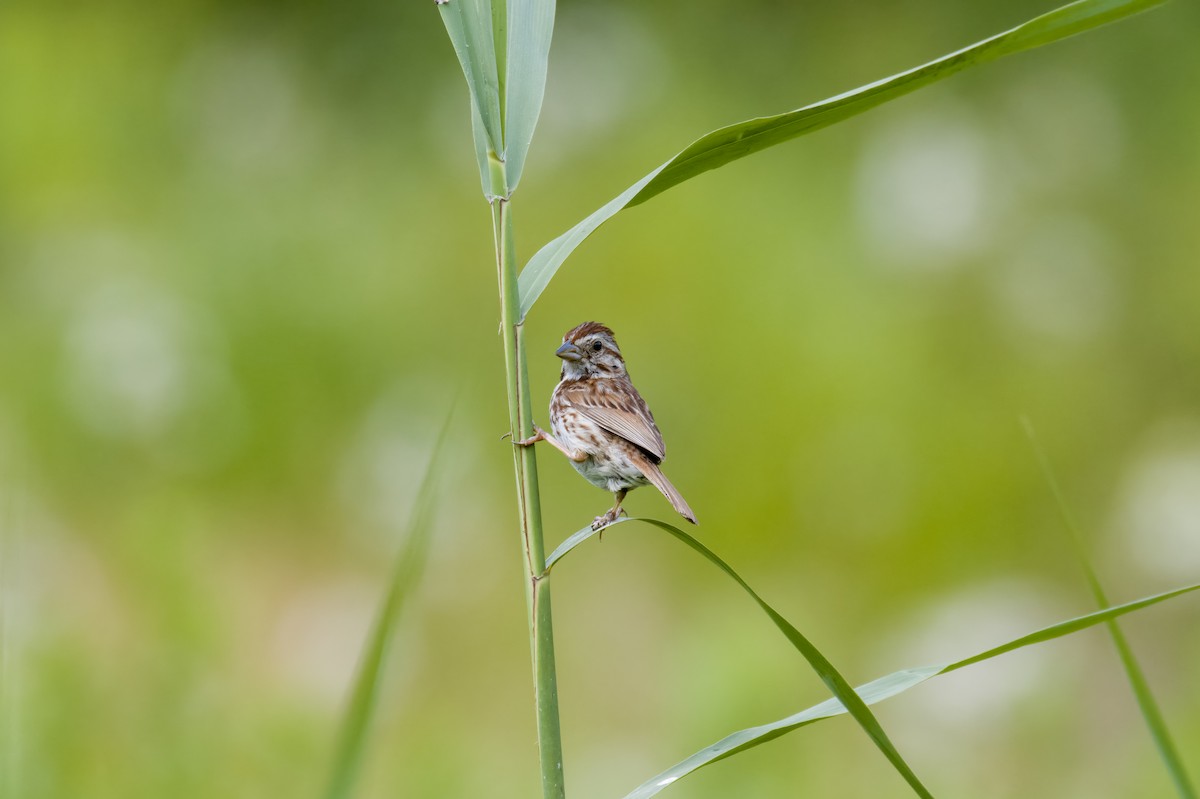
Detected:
left=546, top=517, right=935, bottom=798
left=625, top=581, right=1200, bottom=798
left=503, top=0, right=555, bottom=193
left=517, top=167, right=665, bottom=321
left=942, top=583, right=1200, bottom=671
left=516, top=0, right=1167, bottom=319
left=322, top=405, right=456, bottom=799
left=439, top=0, right=504, bottom=171
left=1022, top=418, right=1197, bottom=798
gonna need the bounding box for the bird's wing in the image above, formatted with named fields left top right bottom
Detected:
left=562, top=379, right=666, bottom=461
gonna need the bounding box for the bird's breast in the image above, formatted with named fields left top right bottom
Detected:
left=550, top=386, right=650, bottom=493
left=549, top=401, right=606, bottom=455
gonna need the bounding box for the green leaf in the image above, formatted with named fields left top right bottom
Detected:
left=439, top=0, right=505, bottom=173
left=546, top=518, right=936, bottom=799
left=1023, top=418, right=1197, bottom=798
left=625, top=581, right=1200, bottom=798
left=441, top=0, right=555, bottom=196
left=470, top=101, right=495, bottom=199
left=503, top=0, right=555, bottom=193
left=546, top=522, right=1200, bottom=797
left=943, top=583, right=1200, bottom=671
left=516, top=0, right=1168, bottom=319
left=517, top=166, right=665, bottom=321
left=322, top=405, right=456, bottom=799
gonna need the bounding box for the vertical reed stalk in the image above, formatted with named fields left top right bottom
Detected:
left=492, top=174, right=566, bottom=798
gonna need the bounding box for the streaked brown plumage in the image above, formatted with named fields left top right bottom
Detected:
left=518, top=322, right=696, bottom=530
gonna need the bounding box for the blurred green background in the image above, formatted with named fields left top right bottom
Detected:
left=3, top=0, right=1199, bottom=796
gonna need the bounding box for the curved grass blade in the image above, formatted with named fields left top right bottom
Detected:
left=941, top=583, right=1200, bottom=671
left=516, top=0, right=1168, bottom=319
left=542, top=518, right=611, bottom=573
left=545, top=517, right=935, bottom=798
left=322, top=405, right=456, bottom=799
left=503, top=0, right=555, bottom=193
left=626, top=581, right=1200, bottom=798
left=630, top=0, right=1165, bottom=209
left=1023, top=418, right=1197, bottom=798
left=517, top=167, right=665, bottom=321
left=439, top=0, right=504, bottom=173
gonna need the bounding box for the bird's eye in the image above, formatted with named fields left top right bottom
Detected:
left=591, top=341, right=603, bottom=352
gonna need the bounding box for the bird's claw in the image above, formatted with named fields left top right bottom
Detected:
left=514, top=424, right=546, bottom=447
left=590, top=507, right=627, bottom=535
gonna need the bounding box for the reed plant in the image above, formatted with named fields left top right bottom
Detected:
left=327, top=1, right=1198, bottom=796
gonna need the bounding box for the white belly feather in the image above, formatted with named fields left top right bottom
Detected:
left=551, top=403, right=650, bottom=494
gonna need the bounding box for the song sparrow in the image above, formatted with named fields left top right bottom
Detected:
left=517, top=322, right=697, bottom=530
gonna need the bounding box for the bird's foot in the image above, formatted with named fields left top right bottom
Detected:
left=514, top=425, right=546, bottom=447
left=591, top=507, right=627, bottom=536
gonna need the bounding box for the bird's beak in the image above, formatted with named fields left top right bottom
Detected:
left=556, top=342, right=583, bottom=361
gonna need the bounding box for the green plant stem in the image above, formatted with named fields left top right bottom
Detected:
left=1023, top=419, right=1196, bottom=798
left=494, top=192, right=566, bottom=798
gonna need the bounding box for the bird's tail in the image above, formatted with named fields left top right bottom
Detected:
left=631, top=453, right=697, bottom=525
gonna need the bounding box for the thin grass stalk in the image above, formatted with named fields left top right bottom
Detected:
left=494, top=187, right=566, bottom=798
left=322, top=406, right=454, bottom=799
left=1022, top=419, right=1196, bottom=798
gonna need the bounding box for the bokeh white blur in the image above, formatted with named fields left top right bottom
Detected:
left=2, top=1, right=1198, bottom=797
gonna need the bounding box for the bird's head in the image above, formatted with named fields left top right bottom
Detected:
left=556, top=321, right=626, bottom=380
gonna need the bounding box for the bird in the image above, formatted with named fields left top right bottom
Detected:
left=517, top=321, right=696, bottom=530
